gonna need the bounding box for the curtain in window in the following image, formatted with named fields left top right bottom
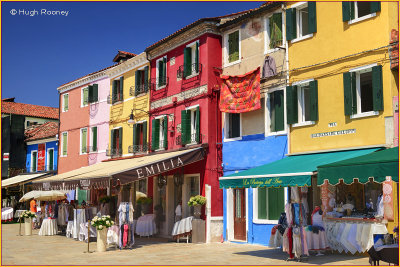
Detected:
left=269, top=13, right=282, bottom=49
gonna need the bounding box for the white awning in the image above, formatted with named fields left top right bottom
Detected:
left=2, top=173, right=50, bottom=188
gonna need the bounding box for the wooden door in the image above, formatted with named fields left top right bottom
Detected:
left=233, top=188, right=246, bottom=241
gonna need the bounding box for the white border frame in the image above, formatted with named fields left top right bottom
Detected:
left=61, top=132, right=68, bottom=157
left=293, top=79, right=316, bottom=126
left=62, top=93, right=69, bottom=112
left=46, top=147, right=54, bottom=171
left=348, top=2, right=377, bottom=25
left=185, top=40, right=200, bottom=79
left=223, top=27, right=241, bottom=67
left=265, top=86, right=287, bottom=136
left=30, top=150, right=38, bottom=172
left=252, top=187, right=288, bottom=224
left=223, top=112, right=242, bottom=142
left=264, top=10, right=285, bottom=55
left=156, top=56, right=167, bottom=90
left=290, top=2, right=314, bottom=44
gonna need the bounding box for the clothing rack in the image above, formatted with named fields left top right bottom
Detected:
left=118, top=202, right=135, bottom=249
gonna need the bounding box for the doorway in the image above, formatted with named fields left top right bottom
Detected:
left=233, top=188, right=246, bottom=241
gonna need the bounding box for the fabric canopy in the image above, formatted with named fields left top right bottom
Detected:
left=19, top=190, right=66, bottom=202
left=317, top=146, right=398, bottom=185
left=1, top=172, right=51, bottom=188
left=219, top=148, right=379, bottom=189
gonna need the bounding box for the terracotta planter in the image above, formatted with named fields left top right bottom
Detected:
left=96, top=228, right=107, bottom=252
left=24, top=217, right=32, bottom=236
left=193, top=205, right=202, bottom=219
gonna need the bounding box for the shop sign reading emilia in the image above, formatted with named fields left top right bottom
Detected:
left=311, top=129, right=356, bottom=138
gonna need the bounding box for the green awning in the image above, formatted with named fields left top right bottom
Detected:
left=317, top=146, right=398, bottom=185
left=219, top=148, right=379, bottom=189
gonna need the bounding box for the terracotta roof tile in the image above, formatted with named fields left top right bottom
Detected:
left=1, top=101, right=59, bottom=119
left=25, top=121, right=59, bottom=141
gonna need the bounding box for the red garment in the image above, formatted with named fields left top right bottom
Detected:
left=288, top=227, right=294, bottom=259
left=123, top=224, right=129, bottom=247
left=311, top=206, right=321, bottom=225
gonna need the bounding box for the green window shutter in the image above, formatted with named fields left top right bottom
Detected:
left=48, top=150, right=54, bottom=171
left=228, top=31, right=239, bottom=62
left=32, top=152, right=37, bottom=172
left=309, top=80, right=319, bottom=121
left=181, top=110, right=189, bottom=145
left=258, top=188, right=267, bottom=219
left=151, top=119, right=160, bottom=151
left=83, top=87, right=89, bottom=106
left=112, top=80, right=117, bottom=104
left=308, top=2, right=317, bottom=34
left=133, top=124, right=138, bottom=146
left=93, top=84, right=98, bottom=102
left=88, top=85, right=93, bottom=103
left=184, top=47, right=192, bottom=78
left=267, top=188, right=284, bottom=220
left=195, top=42, right=199, bottom=73
left=163, top=58, right=167, bottom=85
left=144, top=66, right=149, bottom=92
left=195, top=106, right=200, bottom=143
left=269, top=93, right=276, bottom=132
left=92, top=127, right=97, bottom=152
left=286, top=85, right=298, bottom=124
left=163, top=116, right=168, bottom=149
left=158, top=60, right=164, bottom=86
left=342, top=2, right=351, bottom=22
left=370, top=2, right=381, bottom=13
left=119, top=77, right=124, bottom=101
left=274, top=90, right=285, bottom=132
left=110, top=129, right=114, bottom=151
left=286, top=8, right=296, bottom=41
left=81, top=128, right=87, bottom=153
left=64, top=94, right=69, bottom=111
left=343, top=72, right=357, bottom=115
left=135, top=70, right=140, bottom=96
left=62, top=133, right=67, bottom=155
left=372, top=65, right=383, bottom=111
left=118, top=128, right=123, bottom=154
left=142, top=121, right=148, bottom=148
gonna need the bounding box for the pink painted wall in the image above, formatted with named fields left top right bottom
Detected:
left=89, top=77, right=110, bottom=165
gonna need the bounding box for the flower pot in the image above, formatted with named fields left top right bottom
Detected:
left=193, top=205, right=202, bottom=219
left=24, top=217, right=32, bottom=236
left=96, top=228, right=107, bottom=252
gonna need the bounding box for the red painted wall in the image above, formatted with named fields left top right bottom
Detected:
left=58, top=86, right=89, bottom=174
left=149, top=33, right=223, bottom=216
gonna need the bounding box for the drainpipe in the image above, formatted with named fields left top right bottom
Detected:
left=57, top=91, right=61, bottom=174
left=283, top=2, right=290, bottom=156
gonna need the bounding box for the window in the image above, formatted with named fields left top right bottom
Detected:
left=31, top=151, right=38, bottom=172
left=185, top=176, right=200, bottom=217
left=226, top=30, right=240, bottom=64
left=90, top=126, right=98, bottom=152
left=224, top=113, right=241, bottom=140
left=156, top=57, right=167, bottom=89
left=254, top=187, right=286, bottom=223
left=80, top=128, right=88, bottom=154
left=343, top=64, right=383, bottom=118
left=181, top=106, right=200, bottom=145
left=81, top=87, right=89, bottom=107
left=266, top=89, right=285, bottom=134
left=132, top=121, right=148, bottom=153
left=286, top=2, right=316, bottom=42
left=342, top=2, right=381, bottom=23
left=151, top=116, right=168, bottom=151
left=134, top=67, right=149, bottom=96
left=266, top=12, right=283, bottom=52
left=110, top=128, right=123, bottom=156
left=111, top=77, right=124, bottom=104
left=88, top=84, right=99, bottom=103
left=62, top=94, right=69, bottom=112
left=286, top=80, right=318, bottom=126
left=61, top=132, right=68, bottom=156
left=47, top=148, right=54, bottom=171
left=182, top=41, right=200, bottom=78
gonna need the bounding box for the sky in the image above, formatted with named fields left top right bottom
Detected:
left=2, top=1, right=263, bottom=108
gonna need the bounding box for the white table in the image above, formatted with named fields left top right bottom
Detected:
left=2, top=207, right=13, bottom=221
left=39, top=218, right=58, bottom=236
left=78, top=222, right=96, bottom=241
left=135, top=214, right=157, bottom=237
left=14, top=209, right=26, bottom=219
left=172, top=216, right=193, bottom=243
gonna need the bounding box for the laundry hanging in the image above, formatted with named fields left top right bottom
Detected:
left=219, top=67, right=261, bottom=113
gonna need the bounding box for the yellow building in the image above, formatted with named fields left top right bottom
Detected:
left=285, top=1, right=398, bottom=235
left=105, top=52, right=150, bottom=158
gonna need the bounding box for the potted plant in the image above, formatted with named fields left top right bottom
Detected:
left=91, top=215, right=114, bottom=252
left=137, top=197, right=152, bottom=215
left=20, top=210, right=36, bottom=236
left=188, top=195, right=206, bottom=219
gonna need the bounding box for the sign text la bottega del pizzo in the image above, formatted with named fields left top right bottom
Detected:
left=242, top=177, right=283, bottom=187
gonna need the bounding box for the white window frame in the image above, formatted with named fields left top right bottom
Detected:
left=291, top=78, right=316, bottom=128
left=81, top=87, right=89, bottom=107
left=185, top=104, right=200, bottom=145
left=348, top=2, right=377, bottom=25
left=264, top=10, right=285, bottom=55
left=156, top=56, right=167, bottom=90
left=185, top=40, right=200, bottom=79
left=61, top=132, right=68, bottom=157
left=80, top=127, right=88, bottom=155
left=223, top=28, right=241, bottom=67
left=90, top=126, right=98, bottom=154
left=31, top=150, right=38, bottom=172
left=223, top=112, right=242, bottom=142
left=46, top=148, right=54, bottom=171
left=154, top=115, right=166, bottom=151
left=349, top=63, right=379, bottom=119
left=253, top=187, right=288, bottom=224
left=290, top=2, right=314, bottom=43
left=265, top=87, right=287, bottom=136
left=62, top=93, right=69, bottom=112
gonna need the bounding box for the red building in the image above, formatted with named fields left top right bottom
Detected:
left=144, top=15, right=242, bottom=242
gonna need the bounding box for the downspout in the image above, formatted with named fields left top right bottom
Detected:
left=283, top=2, right=290, bottom=156
left=57, top=90, right=61, bottom=175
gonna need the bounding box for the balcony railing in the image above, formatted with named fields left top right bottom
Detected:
left=176, top=133, right=201, bottom=146
left=106, top=148, right=122, bottom=157
left=128, top=144, right=149, bottom=154
left=107, top=94, right=123, bottom=104
left=150, top=77, right=169, bottom=90
left=129, top=83, right=150, bottom=96
left=177, top=63, right=202, bottom=79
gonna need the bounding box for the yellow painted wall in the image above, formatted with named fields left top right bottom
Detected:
left=287, top=1, right=398, bottom=154
left=109, top=63, right=150, bottom=156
